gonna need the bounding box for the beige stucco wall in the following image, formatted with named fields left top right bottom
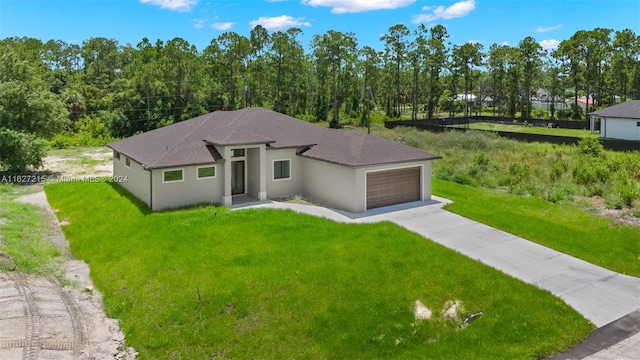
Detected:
left=247, top=148, right=261, bottom=198
left=302, top=158, right=360, bottom=212
left=302, top=159, right=433, bottom=213
left=114, top=146, right=434, bottom=213
left=601, top=118, right=640, bottom=141
left=113, top=152, right=151, bottom=208
left=150, top=163, right=223, bottom=211
left=265, top=148, right=304, bottom=198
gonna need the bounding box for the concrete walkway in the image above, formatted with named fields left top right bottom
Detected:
left=247, top=198, right=640, bottom=328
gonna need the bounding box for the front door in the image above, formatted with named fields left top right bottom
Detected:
left=232, top=160, right=245, bottom=195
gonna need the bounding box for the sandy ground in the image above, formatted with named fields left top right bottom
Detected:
left=1, top=148, right=137, bottom=359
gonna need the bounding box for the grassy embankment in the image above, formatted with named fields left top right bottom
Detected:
left=46, top=181, right=592, bottom=359
left=0, top=184, right=62, bottom=274
left=433, top=179, right=640, bottom=276
left=466, top=122, right=596, bottom=138
left=374, top=126, right=640, bottom=212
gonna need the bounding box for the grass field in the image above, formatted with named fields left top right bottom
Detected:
left=432, top=179, right=640, bottom=277
left=45, top=181, right=593, bottom=359
left=373, top=126, right=640, bottom=212
left=0, top=184, right=62, bottom=274
left=465, top=122, right=596, bottom=138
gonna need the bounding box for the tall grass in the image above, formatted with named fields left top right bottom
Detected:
left=0, top=184, right=62, bottom=274
left=45, top=181, right=592, bottom=359
left=375, top=126, right=640, bottom=211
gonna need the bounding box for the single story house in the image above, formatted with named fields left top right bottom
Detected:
left=589, top=100, right=640, bottom=141
left=108, top=107, right=441, bottom=212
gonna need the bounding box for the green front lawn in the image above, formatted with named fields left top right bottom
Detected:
left=45, top=181, right=592, bottom=359
left=433, top=179, right=640, bottom=276
left=464, top=122, right=596, bottom=138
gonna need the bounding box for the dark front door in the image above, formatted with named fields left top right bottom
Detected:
left=232, top=160, right=245, bottom=195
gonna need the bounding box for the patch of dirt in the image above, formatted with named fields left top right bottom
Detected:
left=0, top=148, right=136, bottom=359
left=0, top=190, right=136, bottom=360
left=441, top=300, right=464, bottom=321
left=414, top=300, right=432, bottom=320
left=42, top=148, right=113, bottom=179
left=575, top=196, right=640, bottom=228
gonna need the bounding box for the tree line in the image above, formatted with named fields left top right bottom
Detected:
left=1, top=24, right=639, bottom=170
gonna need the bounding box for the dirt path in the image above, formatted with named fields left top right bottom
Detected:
left=0, top=147, right=136, bottom=359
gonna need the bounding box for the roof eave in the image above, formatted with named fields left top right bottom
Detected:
left=298, top=153, right=441, bottom=168
left=205, top=140, right=275, bottom=147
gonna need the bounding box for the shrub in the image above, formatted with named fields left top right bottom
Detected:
left=531, top=108, right=546, bottom=119
left=577, top=137, right=604, bottom=157
left=573, top=161, right=597, bottom=185
left=474, top=152, right=491, bottom=170
left=452, top=173, right=477, bottom=186
left=0, top=129, right=48, bottom=171
left=509, top=162, right=531, bottom=182
left=550, top=158, right=569, bottom=181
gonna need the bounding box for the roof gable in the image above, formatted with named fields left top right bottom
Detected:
left=589, top=100, right=640, bottom=119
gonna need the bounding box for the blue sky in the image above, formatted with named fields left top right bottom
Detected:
left=1, top=0, right=639, bottom=53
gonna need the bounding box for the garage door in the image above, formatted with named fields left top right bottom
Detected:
left=366, top=167, right=421, bottom=210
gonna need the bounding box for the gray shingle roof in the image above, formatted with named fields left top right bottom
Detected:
left=589, top=100, right=640, bottom=119
left=108, top=107, right=440, bottom=169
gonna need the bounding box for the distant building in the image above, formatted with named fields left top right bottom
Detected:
left=589, top=100, right=640, bottom=141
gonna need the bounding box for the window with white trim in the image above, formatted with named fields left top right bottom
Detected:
left=197, top=166, right=216, bottom=179
left=125, top=157, right=131, bottom=168
left=232, top=149, right=245, bottom=157
left=163, top=169, right=184, bottom=183
left=114, top=151, right=120, bottom=160
left=273, top=159, right=290, bottom=180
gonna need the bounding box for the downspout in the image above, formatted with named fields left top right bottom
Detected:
left=148, top=168, right=153, bottom=211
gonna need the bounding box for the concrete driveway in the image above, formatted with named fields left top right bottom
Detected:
left=246, top=198, right=640, bottom=358
left=249, top=197, right=640, bottom=328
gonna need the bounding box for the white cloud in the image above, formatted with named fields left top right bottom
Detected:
left=249, top=15, right=311, bottom=31
left=140, top=0, right=197, bottom=12
left=468, top=39, right=483, bottom=44
left=540, top=39, right=560, bottom=50
left=502, top=41, right=509, bottom=46
left=211, top=22, right=234, bottom=31
left=533, top=24, right=562, bottom=33
left=412, top=0, right=476, bottom=23
left=301, top=0, right=414, bottom=14
left=193, top=19, right=207, bottom=29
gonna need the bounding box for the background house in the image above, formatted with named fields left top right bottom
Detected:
left=108, top=108, right=440, bottom=212
left=589, top=100, right=640, bottom=141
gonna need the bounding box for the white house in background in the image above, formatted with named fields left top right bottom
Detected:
left=108, top=107, right=441, bottom=212
left=454, top=94, right=477, bottom=103
left=589, top=100, right=640, bottom=141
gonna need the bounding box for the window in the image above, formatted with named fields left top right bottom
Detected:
left=163, top=169, right=184, bottom=183
left=232, top=149, right=245, bottom=158
left=197, top=166, right=216, bottom=179
left=637, top=121, right=640, bottom=127
left=114, top=151, right=120, bottom=160
left=273, top=160, right=290, bottom=180
left=125, top=157, right=131, bottom=168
